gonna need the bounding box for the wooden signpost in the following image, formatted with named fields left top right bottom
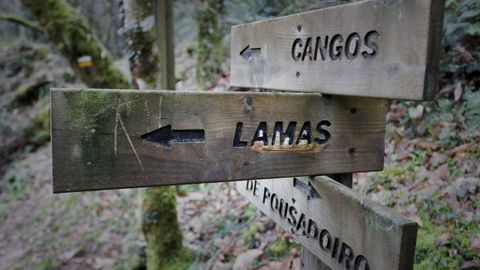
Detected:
left=51, top=88, right=385, bottom=192
left=237, top=176, right=418, bottom=270
left=231, top=0, right=445, bottom=100
left=50, top=1, right=445, bottom=269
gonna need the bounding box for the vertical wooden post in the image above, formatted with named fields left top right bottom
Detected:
left=300, top=173, right=353, bottom=270
left=141, top=2, right=186, bottom=269
left=155, top=0, right=175, bottom=90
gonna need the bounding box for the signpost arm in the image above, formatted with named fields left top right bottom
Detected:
left=300, top=173, right=352, bottom=270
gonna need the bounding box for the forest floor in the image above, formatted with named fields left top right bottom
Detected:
left=0, top=38, right=479, bottom=270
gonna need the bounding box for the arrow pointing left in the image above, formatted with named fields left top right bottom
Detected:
left=141, top=125, right=205, bottom=147
left=240, top=45, right=261, bottom=60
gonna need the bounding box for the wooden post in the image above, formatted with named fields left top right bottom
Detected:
left=300, top=173, right=352, bottom=270
left=155, top=0, right=175, bottom=90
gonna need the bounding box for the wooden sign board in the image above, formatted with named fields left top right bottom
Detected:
left=231, top=0, right=445, bottom=100
left=236, top=176, right=418, bottom=270
left=51, top=88, right=385, bottom=192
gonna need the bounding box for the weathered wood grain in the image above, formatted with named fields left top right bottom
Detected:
left=299, top=173, right=353, bottom=270
left=236, top=176, right=418, bottom=270
left=231, top=0, right=445, bottom=100
left=51, top=88, right=385, bottom=192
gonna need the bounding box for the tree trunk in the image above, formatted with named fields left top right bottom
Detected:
left=142, top=186, right=189, bottom=270
left=22, top=0, right=187, bottom=269
left=121, top=0, right=161, bottom=89
left=196, top=0, right=223, bottom=89
left=122, top=0, right=189, bottom=269
left=21, top=0, right=130, bottom=89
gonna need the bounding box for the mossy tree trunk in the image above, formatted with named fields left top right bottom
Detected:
left=121, top=0, right=161, bottom=89
left=141, top=186, right=189, bottom=270
left=23, top=0, right=186, bottom=269
left=196, top=0, right=223, bottom=89
left=122, top=1, right=188, bottom=269
left=21, top=0, right=130, bottom=89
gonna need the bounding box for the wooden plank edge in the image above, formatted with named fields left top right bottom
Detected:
left=423, top=0, right=446, bottom=100
left=230, top=0, right=365, bottom=30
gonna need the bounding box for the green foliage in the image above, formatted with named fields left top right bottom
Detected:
left=266, top=237, right=290, bottom=260
left=28, top=100, right=51, bottom=144
left=142, top=186, right=192, bottom=270
left=440, top=0, right=479, bottom=85
left=242, top=204, right=258, bottom=220
left=415, top=209, right=480, bottom=269
left=36, top=258, right=58, bottom=270
left=241, top=223, right=259, bottom=242
left=2, top=161, right=30, bottom=200
left=443, top=0, right=480, bottom=47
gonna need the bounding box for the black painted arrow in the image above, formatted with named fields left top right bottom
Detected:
left=240, top=45, right=261, bottom=60
left=293, top=178, right=321, bottom=200
left=141, top=125, right=205, bottom=147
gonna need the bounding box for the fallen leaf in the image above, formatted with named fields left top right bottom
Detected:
left=436, top=232, right=453, bottom=246
left=471, top=235, right=480, bottom=250
left=434, top=164, right=450, bottom=180
left=256, top=261, right=283, bottom=270
left=451, top=143, right=471, bottom=155
left=409, top=104, right=424, bottom=120
left=408, top=214, right=423, bottom=227
left=59, top=248, right=82, bottom=261
left=431, top=152, right=448, bottom=167
left=416, top=141, right=438, bottom=150
left=415, top=122, right=427, bottom=136
left=93, top=257, right=115, bottom=269
left=454, top=82, right=463, bottom=101
left=233, top=249, right=263, bottom=270
left=460, top=260, right=480, bottom=269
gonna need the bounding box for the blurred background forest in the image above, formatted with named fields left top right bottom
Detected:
left=0, top=0, right=479, bottom=269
